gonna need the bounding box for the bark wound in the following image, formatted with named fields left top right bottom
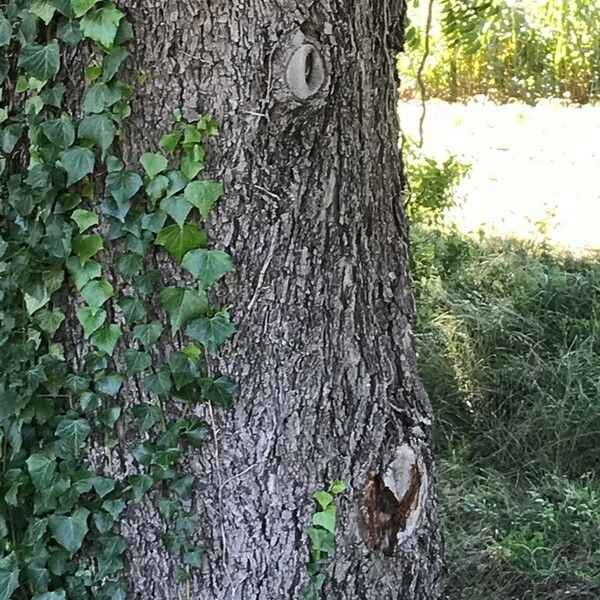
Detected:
left=360, top=444, right=426, bottom=555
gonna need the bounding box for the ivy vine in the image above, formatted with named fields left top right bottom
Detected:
left=0, top=2, right=235, bottom=599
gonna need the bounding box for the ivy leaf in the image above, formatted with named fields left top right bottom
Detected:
left=106, top=170, right=142, bottom=203
left=72, top=0, right=100, bottom=17
left=91, top=476, right=116, bottom=498
left=41, top=115, right=75, bottom=148
left=117, top=252, right=142, bottom=279
left=184, top=180, right=224, bottom=219
left=49, top=507, right=90, bottom=554
left=71, top=209, right=99, bottom=232
left=19, top=42, right=60, bottom=81
left=78, top=113, right=116, bottom=152
left=76, top=306, right=106, bottom=338
left=200, top=376, right=235, bottom=408
left=160, top=195, right=192, bottom=227
left=80, top=278, right=113, bottom=307
left=60, top=147, right=95, bottom=186
left=140, top=152, right=168, bottom=178
left=158, top=286, right=209, bottom=332
left=90, top=324, right=121, bottom=355
left=142, top=367, right=172, bottom=397
left=132, top=404, right=162, bottom=431
left=31, top=1, right=56, bottom=25
left=124, top=349, right=151, bottom=375
left=128, top=475, right=153, bottom=501
left=118, top=295, right=146, bottom=324
left=155, top=223, right=207, bottom=264
left=26, top=453, right=56, bottom=489
left=34, top=308, right=65, bottom=337
left=133, top=321, right=163, bottom=347
left=72, top=234, right=103, bottom=261
left=66, top=257, right=101, bottom=291
left=102, top=46, right=129, bottom=81
left=313, top=491, right=334, bottom=510
left=183, top=550, right=203, bottom=568
left=0, top=14, right=12, bottom=48
left=312, top=505, right=337, bottom=533
left=169, top=352, right=199, bottom=390
left=54, top=418, right=91, bottom=459
left=0, top=559, right=19, bottom=600
left=96, top=373, right=123, bottom=397
left=32, top=592, right=67, bottom=600
left=159, top=130, right=182, bottom=153
left=80, top=6, right=124, bottom=48
left=181, top=249, right=234, bottom=289
left=83, top=82, right=122, bottom=113
left=99, top=406, right=121, bottom=427
left=329, top=480, right=347, bottom=495
left=186, top=308, right=235, bottom=356
left=141, top=210, right=167, bottom=233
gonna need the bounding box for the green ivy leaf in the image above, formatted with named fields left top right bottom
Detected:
left=32, top=591, right=67, bottom=600
left=169, top=352, right=199, bottom=390
left=31, top=1, right=56, bottom=25
left=183, top=550, right=203, bottom=568
left=54, top=418, right=91, bottom=459
left=90, top=324, right=121, bottom=355
left=128, top=474, right=153, bottom=501
left=19, top=42, right=60, bottom=81
left=0, top=560, right=20, bottom=600
left=141, top=210, right=167, bottom=233
left=155, top=223, right=207, bottom=264
left=140, top=152, right=168, bottom=178
left=60, top=147, right=95, bottom=186
left=81, top=278, right=113, bottom=307
left=124, top=349, right=152, bottom=375
left=106, top=170, right=142, bottom=203
left=328, top=480, right=347, bottom=495
left=200, top=376, right=235, bottom=408
left=184, top=180, right=224, bottom=219
left=117, top=252, right=142, bottom=279
left=99, top=406, right=121, bottom=427
left=96, top=373, right=123, bottom=397
left=159, top=130, right=182, bottom=153
left=160, top=195, right=192, bottom=227
left=118, top=295, right=147, bottom=324
left=72, top=234, right=103, bottom=261
left=142, top=367, right=172, bottom=397
left=133, top=321, right=163, bottom=347
left=312, top=505, right=336, bottom=533
left=66, top=257, right=101, bottom=291
left=34, top=308, right=65, bottom=337
left=71, top=208, right=99, bottom=232
left=181, top=248, right=234, bottom=289
left=48, top=507, right=90, bottom=554
left=41, top=115, right=75, bottom=148
left=0, top=14, right=12, bottom=48
left=186, top=308, right=235, bottom=356
left=72, top=0, right=100, bottom=18
left=158, top=286, right=209, bottom=332
left=102, top=46, right=129, bottom=81
left=26, top=454, right=56, bottom=489
left=132, top=404, right=162, bottom=431
left=76, top=306, right=106, bottom=338
left=78, top=113, right=116, bottom=152
left=83, top=82, right=122, bottom=113
left=80, top=6, right=124, bottom=48
left=313, top=491, right=334, bottom=510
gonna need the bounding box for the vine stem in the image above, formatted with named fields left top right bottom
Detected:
left=207, top=400, right=234, bottom=593
left=416, top=0, right=435, bottom=148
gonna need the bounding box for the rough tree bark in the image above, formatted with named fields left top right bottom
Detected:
left=97, top=1, right=444, bottom=598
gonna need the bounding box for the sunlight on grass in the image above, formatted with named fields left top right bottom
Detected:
left=401, top=98, right=600, bottom=253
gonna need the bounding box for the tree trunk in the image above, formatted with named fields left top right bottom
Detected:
left=110, top=1, right=443, bottom=598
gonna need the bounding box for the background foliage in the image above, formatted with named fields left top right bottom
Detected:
left=400, top=0, right=600, bottom=104
left=406, top=154, right=600, bottom=599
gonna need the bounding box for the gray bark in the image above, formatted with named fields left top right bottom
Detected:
left=100, top=1, right=444, bottom=598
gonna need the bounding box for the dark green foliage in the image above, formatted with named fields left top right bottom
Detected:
left=0, top=2, right=235, bottom=597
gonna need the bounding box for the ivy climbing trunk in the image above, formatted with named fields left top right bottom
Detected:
left=105, top=1, right=444, bottom=598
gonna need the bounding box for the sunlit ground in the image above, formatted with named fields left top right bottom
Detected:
left=400, top=98, right=600, bottom=253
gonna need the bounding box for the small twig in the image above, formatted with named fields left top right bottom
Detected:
left=416, top=0, right=435, bottom=147
left=219, top=463, right=257, bottom=491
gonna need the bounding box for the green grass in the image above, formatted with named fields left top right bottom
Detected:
left=407, top=155, right=600, bottom=598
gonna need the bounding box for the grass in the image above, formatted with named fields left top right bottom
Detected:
left=407, top=155, right=600, bottom=599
